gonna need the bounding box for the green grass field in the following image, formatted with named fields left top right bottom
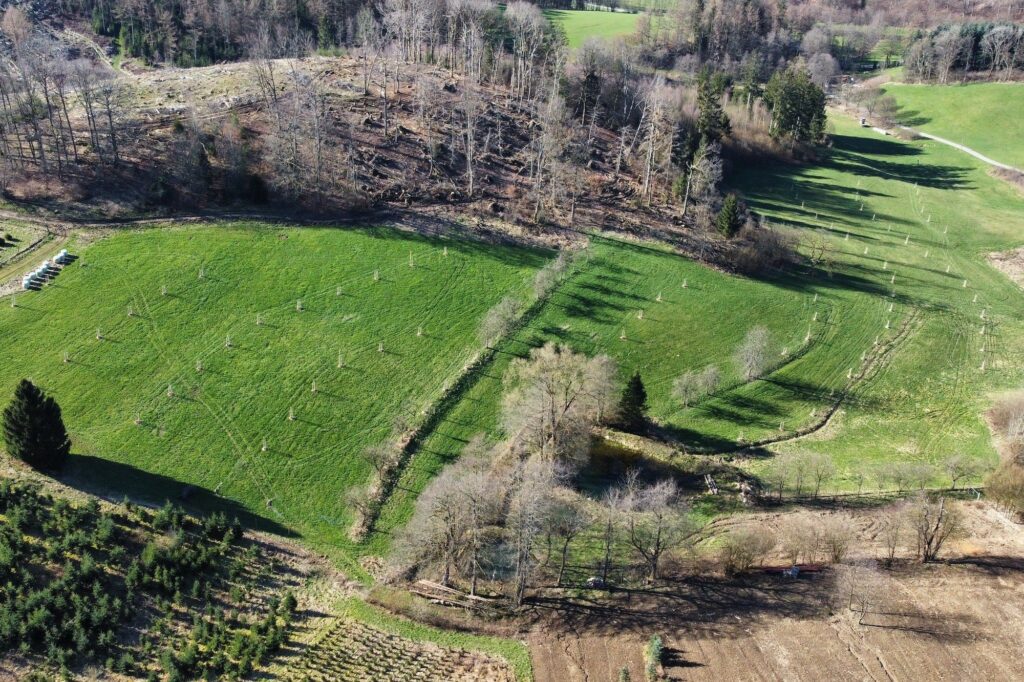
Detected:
left=545, top=9, right=639, bottom=48
left=376, top=112, right=1024, bottom=532
left=2, top=109, right=1023, bottom=566
left=736, top=113, right=1024, bottom=485
left=0, top=224, right=545, bottom=564
left=882, top=82, right=1024, bottom=169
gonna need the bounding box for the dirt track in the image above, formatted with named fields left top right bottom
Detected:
left=529, top=502, right=1024, bottom=681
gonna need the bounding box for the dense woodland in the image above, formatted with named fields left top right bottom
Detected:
left=46, top=0, right=1024, bottom=67
left=903, top=22, right=1024, bottom=81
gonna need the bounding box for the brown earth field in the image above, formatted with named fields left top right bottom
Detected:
left=527, top=501, right=1024, bottom=681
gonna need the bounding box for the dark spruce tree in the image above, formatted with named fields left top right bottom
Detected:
left=716, top=193, right=743, bottom=238
left=618, top=373, right=649, bottom=433
left=3, top=379, right=72, bottom=471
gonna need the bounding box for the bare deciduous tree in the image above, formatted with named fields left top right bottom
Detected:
left=839, top=559, right=886, bottom=625
left=672, top=364, right=720, bottom=408
left=544, top=494, right=590, bottom=587
left=807, top=52, right=838, bottom=88
left=779, top=516, right=818, bottom=564
left=479, top=296, right=522, bottom=346
left=909, top=495, right=964, bottom=562
left=502, top=343, right=618, bottom=468
left=721, top=528, right=776, bottom=575
left=879, top=505, right=905, bottom=566
left=944, top=454, right=979, bottom=490
left=396, top=445, right=505, bottom=590
left=808, top=452, right=836, bottom=498
left=622, top=478, right=696, bottom=582
left=507, top=457, right=560, bottom=605
left=820, top=515, right=855, bottom=563
left=735, top=326, right=772, bottom=381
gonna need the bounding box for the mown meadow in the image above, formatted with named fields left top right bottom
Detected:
left=0, top=224, right=546, bottom=567
left=882, top=81, right=1024, bottom=168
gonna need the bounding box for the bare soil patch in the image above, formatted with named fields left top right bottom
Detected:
left=989, top=246, right=1024, bottom=289
left=527, top=501, right=1024, bottom=682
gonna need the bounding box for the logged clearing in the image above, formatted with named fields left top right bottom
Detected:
left=528, top=501, right=1024, bottom=682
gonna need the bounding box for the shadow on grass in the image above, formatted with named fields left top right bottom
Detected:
left=894, top=107, right=931, bottom=128
left=61, top=453, right=297, bottom=537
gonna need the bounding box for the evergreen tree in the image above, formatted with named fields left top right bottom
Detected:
left=617, top=373, right=648, bottom=432
left=317, top=15, right=333, bottom=51
left=696, top=70, right=731, bottom=145
left=762, top=68, right=827, bottom=143
left=2, top=379, right=72, bottom=470
left=716, top=193, right=743, bottom=238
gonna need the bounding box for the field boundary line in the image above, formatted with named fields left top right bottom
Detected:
left=643, top=308, right=922, bottom=456
left=360, top=254, right=575, bottom=541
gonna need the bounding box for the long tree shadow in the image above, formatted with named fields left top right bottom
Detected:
left=60, top=453, right=297, bottom=537
left=527, top=571, right=839, bottom=638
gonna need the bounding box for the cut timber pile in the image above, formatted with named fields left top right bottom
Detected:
left=410, top=580, right=508, bottom=614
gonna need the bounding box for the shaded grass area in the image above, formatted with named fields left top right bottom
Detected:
left=0, top=223, right=545, bottom=570
left=733, top=113, right=1024, bottom=486
left=380, top=113, right=1024, bottom=541
left=882, top=82, right=1024, bottom=168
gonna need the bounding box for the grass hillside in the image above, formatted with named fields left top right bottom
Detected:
left=545, top=9, right=639, bottom=47
left=0, top=224, right=545, bottom=564
left=882, top=82, right=1024, bottom=168
left=376, top=112, right=1024, bottom=537
left=3, top=114, right=1023, bottom=562
left=736, top=113, right=1024, bottom=482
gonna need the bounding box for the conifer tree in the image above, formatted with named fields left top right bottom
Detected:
left=696, top=71, right=731, bottom=145
left=617, top=373, right=649, bottom=432
left=717, top=193, right=743, bottom=238
left=3, top=379, right=72, bottom=470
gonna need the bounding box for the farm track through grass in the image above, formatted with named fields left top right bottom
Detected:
left=882, top=82, right=1024, bottom=169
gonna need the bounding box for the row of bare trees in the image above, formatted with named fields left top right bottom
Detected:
left=725, top=494, right=965, bottom=576
left=766, top=450, right=984, bottom=500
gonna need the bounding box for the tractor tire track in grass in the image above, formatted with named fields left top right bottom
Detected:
left=725, top=308, right=922, bottom=455
left=118, top=269, right=286, bottom=523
